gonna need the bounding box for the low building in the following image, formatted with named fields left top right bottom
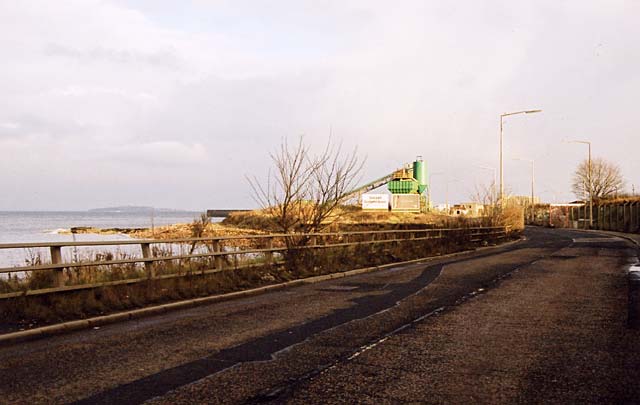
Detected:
left=451, top=202, right=486, bottom=217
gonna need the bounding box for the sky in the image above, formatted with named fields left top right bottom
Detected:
left=1, top=0, right=639, bottom=211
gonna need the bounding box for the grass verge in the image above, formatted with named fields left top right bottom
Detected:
left=0, top=229, right=519, bottom=333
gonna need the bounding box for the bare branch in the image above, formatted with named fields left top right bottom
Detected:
left=248, top=136, right=363, bottom=238
left=571, top=157, right=625, bottom=200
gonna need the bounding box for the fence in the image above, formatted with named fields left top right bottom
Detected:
left=563, top=201, right=640, bottom=232
left=0, top=226, right=508, bottom=299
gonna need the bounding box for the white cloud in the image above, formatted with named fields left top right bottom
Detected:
left=106, top=141, right=208, bottom=166
left=0, top=122, right=20, bottom=130
left=0, top=0, right=639, bottom=210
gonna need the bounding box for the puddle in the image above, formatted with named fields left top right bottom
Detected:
left=629, top=264, right=640, bottom=283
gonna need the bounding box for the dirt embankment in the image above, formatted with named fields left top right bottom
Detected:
left=63, top=208, right=497, bottom=240
left=221, top=208, right=497, bottom=233
left=61, top=222, right=269, bottom=239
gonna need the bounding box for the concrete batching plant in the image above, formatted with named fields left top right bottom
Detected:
left=386, top=157, right=428, bottom=212
left=349, top=156, right=429, bottom=213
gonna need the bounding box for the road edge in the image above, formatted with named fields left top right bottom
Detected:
left=570, top=228, right=640, bottom=248
left=0, top=238, right=523, bottom=346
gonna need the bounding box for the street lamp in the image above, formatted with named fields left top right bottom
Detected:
left=566, top=140, right=592, bottom=228
left=428, top=172, right=443, bottom=210
left=513, top=157, right=535, bottom=222
left=499, top=109, right=542, bottom=207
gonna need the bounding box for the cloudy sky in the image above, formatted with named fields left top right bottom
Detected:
left=1, top=0, right=639, bottom=210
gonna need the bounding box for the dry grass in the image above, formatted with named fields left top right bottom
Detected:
left=499, top=206, right=525, bottom=231
left=64, top=205, right=512, bottom=240
left=0, top=265, right=277, bottom=327
left=130, top=222, right=269, bottom=239
left=594, top=196, right=640, bottom=204
left=0, top=229, right=515, bottom=329
left=223, top=206, right=493, bottom=232
left=0, top=206, right=520, bottom=329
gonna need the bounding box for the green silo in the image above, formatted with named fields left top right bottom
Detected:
left=413, top=158, right=428, bottom=194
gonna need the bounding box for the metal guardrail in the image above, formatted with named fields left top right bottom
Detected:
left=0, top=226, right=508, bottom=298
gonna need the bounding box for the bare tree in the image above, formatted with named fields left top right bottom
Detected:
left=248, top=136, right=363, bottom=237
left=470, top=182, right=497, bottom=206
left=572, top=157, right=625, bottom=200
left=189, top=213, right=212, bottom=255
left=469, top=181, right=503, bottom=223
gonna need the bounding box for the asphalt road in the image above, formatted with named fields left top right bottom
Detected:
left=1, top=227, right=638, bottom=404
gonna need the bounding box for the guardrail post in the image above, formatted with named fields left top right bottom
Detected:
left=50, top=246, right=65, bottom=287
left=264, top=237, right=273, bottom=266
left=213, top=240, right=224, bottom=270
left=140, top=243, right=155, bottom=278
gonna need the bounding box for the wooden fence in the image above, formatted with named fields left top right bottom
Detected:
left=0, top=226, right=508, bottom=299
left=566, top=201, right=640, bottom=232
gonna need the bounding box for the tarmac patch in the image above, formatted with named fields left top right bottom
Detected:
left=572, top=237, right=623, bottom=243
left=320, top=285, right=359, bottom=292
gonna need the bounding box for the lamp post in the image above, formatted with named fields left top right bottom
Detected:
left=428, top=172, right=443, bottom=210
left=499, top=109, right=542, bottom=207
left=513, top=157, right=535, bottom=222
left=567, top=140, right=592, bottom=228
left=542, top=188, right=559, bottom=228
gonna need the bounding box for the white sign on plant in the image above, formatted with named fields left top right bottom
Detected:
left=362, top=194, right=389, bottom=210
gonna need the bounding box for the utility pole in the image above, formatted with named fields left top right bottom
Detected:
left=513, top=157, right=535, bottom=223
left=499, top=109, right=542, bottom=208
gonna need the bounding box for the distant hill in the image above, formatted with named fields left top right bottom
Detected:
left=88, top=206, right=198, bottom=214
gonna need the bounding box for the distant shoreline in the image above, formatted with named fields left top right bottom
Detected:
left=88, top=206, right=200, bottom=214
left=0, top=209, right=201, bottom=214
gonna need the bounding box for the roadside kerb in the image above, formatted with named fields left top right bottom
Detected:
left=570, top=228, right=640, bottom=329
left=0, top=237, right=522, bottom=347
left=572, top=229, right=640, bottom=249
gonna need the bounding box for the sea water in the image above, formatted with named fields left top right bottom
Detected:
left=0, top=211, right=217, bottom=269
